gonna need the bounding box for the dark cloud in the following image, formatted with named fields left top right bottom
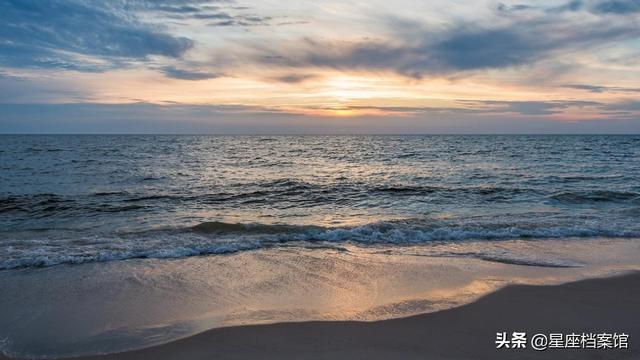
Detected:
left=554, top=0, right=640, bottom=14
left=330, top=100, right=604, bottom=116
left=193, top=12, right=234, bottom=19
left=592, top=0, right=640, bottom=13
left=0, top=102, right=306, bottom=134
left=276, top=20, right=311, bottom=26
left=208, top=19, right=270, bottom=26
left=121, top=0, right=228, bottom=11
left=0, top=0, right=272, bottom=75
left=563, top=84, right=640, bottom=93
left=497, top=3, right=538, bottom=12
left=206, top=15, right=272, bottom=27
left=606, top=100, right=640, bottom=111
left=426, top=29, right=542, bottom=71
left=257, top=15, right=639, bottom=78
left=3, top=101, right=639, bottom=134
left=469, top=100, right=602, bottom=115
left=0, top=72, right=93, bottom=102
left=160, top=66, right=223, bottom=80
left=552, top=0, right=585, bottom=12
left=146, top=4, right=202, bottom=13
left=563, top=84, right=609, bottom=92
left=270, top=74, right=317, bottom=83
left=138, top=0, right=273, bottom=27
left=0, top=0, right=193, bottom=71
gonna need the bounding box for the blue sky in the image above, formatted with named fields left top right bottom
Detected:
left=1, top=0, right=640, bottom=133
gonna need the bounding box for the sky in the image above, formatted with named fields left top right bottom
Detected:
left=1, top=0, right=639, bottom=133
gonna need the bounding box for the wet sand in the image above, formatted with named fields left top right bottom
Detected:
left=32, top=272, right=634, bottom=360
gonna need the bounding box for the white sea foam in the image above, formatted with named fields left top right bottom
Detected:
left=1, top=218, right=639, bottom=269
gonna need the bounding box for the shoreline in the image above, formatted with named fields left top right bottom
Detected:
left=5, top=271, right=638, bottom=360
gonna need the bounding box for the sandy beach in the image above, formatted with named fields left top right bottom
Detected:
left=2, top=271, right=630, bottom=360
left=1, top=238, right=639, bottom=359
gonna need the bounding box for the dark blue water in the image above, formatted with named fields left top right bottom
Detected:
left=1, top=135, right=639, bottom=269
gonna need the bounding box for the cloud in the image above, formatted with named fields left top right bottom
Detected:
left=0, top=72, right=93, bottom=102
left=425, top=29, right=541, bottom=72
left=160, top=66, right=223, bottom=80
left=496, top=3, right=538, bottom=13
left=325, top=100, right=605, bottom=116
left=2, top=101, right=639, bottom=134
left=254, top=11, right=640, bottom=78
left=554, top=0, right=640, bottom=14
left=270, top=74, right=317, bottom=83
left=122, top=0, right=229, bottom=12
left=468, top=100, right=603, bottom=115
left=134, top=0, right=273, bottom=27
left=0, top=102, right=302, bottom=134
left=193, top=12, right=234, bottom=19
left=591, top=0, right=640, bottom=13
left=563, top=84, right=640, bottom=93
left=0, top=0, right=193, bottom=71
left=207, top=18, right=272, bottom=27
left=552, top=0, right=585, bottom=12
left=276, top=20, right=310, bottom=26
left=606, top=100, right=640, bottom=111
left=563, top=84, right=609, bottom=93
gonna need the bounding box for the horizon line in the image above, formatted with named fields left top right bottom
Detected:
left=2, top=133, right=640, bottom=136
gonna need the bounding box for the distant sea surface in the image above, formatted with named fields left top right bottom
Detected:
left=2, top=135, right=640, bottom=270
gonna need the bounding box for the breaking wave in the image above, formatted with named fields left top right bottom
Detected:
left=2, top=217, right=639, bottom=270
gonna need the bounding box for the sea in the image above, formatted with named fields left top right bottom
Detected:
left=1, top=134, right=640, bottom=357
left=1, top=134, right=640, bottom=269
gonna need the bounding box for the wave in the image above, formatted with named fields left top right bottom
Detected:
left=0, top=194, right=151, bottom=215
left=549, top=190, right=639, bottom=203
left=0, top=241, right=261, bottom=270
left=190, top=221, right=322, bottom=234
left=187, top=218, right=640, bottom=242
left=0, top=194, right=71, bottom=214
left=2, top=217, right=640, bottom=270
left=4, top=185, right=637, bottom=218
left=372, top=185, right=537, bottom=197
left=549, top=174, right=625, bottom=183
left=25, top=147, right=63, bottom=153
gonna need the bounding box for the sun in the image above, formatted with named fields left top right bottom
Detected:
left=322, top=76, right=376, bottom=101
left=330, top=108, right=359, bottom=117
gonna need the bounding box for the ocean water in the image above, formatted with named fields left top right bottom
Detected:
left=2, top=134, right=640, bottom=358
left=1, top=134, right=640, bottom=269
